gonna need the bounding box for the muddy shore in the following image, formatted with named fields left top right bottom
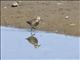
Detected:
left=1, top=1, right=80, bottom=36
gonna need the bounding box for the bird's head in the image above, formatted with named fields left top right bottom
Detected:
left=36, top=16, right=43, bottom=22
left=36, top=16, right=40, bottom=20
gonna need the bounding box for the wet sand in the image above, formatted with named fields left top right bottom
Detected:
left=1, top=1, right=80, bottom=36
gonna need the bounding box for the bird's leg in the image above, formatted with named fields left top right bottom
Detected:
left=30, top=27, right=33, bottom=35
left=30, top=26, right=35, bottom=36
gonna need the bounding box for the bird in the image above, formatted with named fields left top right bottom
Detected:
left=26, top=16, right=41, bottom=29
left=26, top=35, right=40, bottom=48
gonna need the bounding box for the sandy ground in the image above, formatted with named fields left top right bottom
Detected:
left=1, top=1, right=80, bottom=36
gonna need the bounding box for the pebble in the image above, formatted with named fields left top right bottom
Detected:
left=3, top=7, right=7, bottom=9
left=65, top=16, right=69, bottom=19
left=11, top=2, right=19, bottom=7
left=57, top=2, right=63, bottom=5
left=70, top=23, right=76, bottom=26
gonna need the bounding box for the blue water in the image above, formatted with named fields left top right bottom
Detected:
left=1, top=26, right=80, bottom=60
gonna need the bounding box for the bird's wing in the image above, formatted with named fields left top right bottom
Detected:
left=26, top=21, right=31, bottom=25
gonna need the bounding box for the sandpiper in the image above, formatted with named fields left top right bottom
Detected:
left=26, top=16, right=41, bottom=29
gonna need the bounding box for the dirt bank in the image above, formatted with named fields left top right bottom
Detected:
left=1, top=1, right=80, bottom=36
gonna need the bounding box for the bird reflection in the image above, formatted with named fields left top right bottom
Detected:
left=26, top=35, right=40, bottom=48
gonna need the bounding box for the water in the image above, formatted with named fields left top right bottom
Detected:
left=1, top=26, right=80, bottom=60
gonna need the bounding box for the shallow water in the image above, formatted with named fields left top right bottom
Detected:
left=1, top=26, right=80, bottom=60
